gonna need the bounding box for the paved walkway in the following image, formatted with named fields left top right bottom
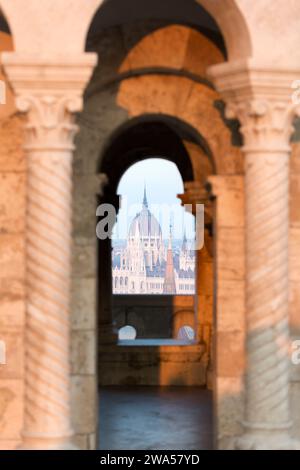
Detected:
left=98, top=386, right=213, bottom=450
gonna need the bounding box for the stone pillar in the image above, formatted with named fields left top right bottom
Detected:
left=3, top=54, right=96, bottom=450
left=178, top=182, right=214, bottom=382
left=210, top=61, right=300, bottom=449
left=207, top=175, right=245, bottom=448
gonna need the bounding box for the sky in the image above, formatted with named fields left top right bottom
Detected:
left=112, top=158, right=195, bottom=240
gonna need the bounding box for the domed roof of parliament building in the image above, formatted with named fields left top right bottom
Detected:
left=128, top=187, right=162, bottom=239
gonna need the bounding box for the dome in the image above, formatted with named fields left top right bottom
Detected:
left=128, top=187, right=162, bottom=238
left=129, top=207, right=162, bottom=238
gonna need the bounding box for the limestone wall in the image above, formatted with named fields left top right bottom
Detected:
left=99, top=342, right=207, bottom=387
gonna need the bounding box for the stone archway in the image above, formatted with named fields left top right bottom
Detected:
left=71, top=17, right=245, bottom=445
left=97, top=116, right=205, bottom=360
left=72, top=106, right=218, bottom=445
left=0, top=1, right=247, bottom=450
left=0, top=0, right=299, bottom=451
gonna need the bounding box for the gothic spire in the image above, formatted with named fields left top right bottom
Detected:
left=142, top=184, right=148, bottom=208
left=182, top=228, right=187, bottom=252
left=163, top=221, right=176, bottom=294
left=168, top=221, right=173, bottom=250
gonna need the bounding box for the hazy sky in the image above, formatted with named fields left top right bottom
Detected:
left=112, top=158, right=195, bottom=240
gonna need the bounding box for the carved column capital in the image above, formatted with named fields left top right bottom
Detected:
left=2, top=53, right=97, bottom=150
left=208, top=59, right=300, bottom=152
left=226, top=99, right=299, bottom=152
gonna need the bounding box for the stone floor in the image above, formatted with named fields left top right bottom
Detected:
left=98, top=386, right=213, bottom=450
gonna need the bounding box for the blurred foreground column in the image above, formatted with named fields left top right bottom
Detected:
left=210, top=60, right=300, bottom=449
left=3, top=54, right=96, bottom=449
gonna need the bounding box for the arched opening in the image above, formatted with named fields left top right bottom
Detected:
left=111, top=157, right=196, bottom=336
left=96, top=115, right=214, bottom=449
left=71, top=0, right=247, bottom=450
left=97, top=116, right=211, bottom=345
left=86, top=0, right=226, bottom=58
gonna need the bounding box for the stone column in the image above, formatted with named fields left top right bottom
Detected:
left=178, top=182, right=214, bottom=384
left=210, top=61, right=300, bottom=449
left=3, top=54, right=96, bottom=449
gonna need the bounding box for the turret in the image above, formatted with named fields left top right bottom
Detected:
left=163, top=222, right=177, bottom=294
